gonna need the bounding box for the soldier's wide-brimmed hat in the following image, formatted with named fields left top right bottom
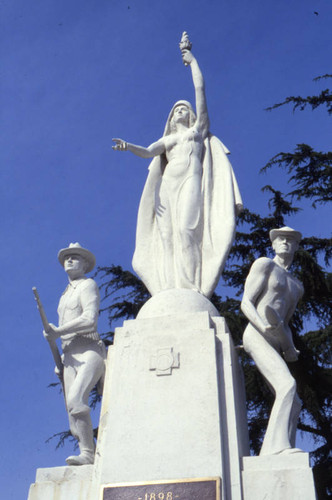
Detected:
left=269, top=226, right=302, bottom=243
left=58, top=243, right=96, bottom=273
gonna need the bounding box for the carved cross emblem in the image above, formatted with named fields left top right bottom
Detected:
left=149, top=347, right=180, bottom=376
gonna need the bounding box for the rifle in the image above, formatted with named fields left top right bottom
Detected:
left=32, top=287, right=64, bottom=378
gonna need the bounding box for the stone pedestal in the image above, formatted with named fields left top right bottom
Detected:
left=242, top=453, right=317, bottom=500
left=28, top=464, right=93, bottom=500
left=92, top=306, right=249, bottom=500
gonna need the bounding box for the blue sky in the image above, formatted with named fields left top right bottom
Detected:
left=1, top=1, right=331, bottom=498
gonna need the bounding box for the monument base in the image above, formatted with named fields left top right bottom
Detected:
left=242, top=453, right=317, bottom=500
left=91, top=296, right=250, bottom=500
left=27, top=292, right=316, bottom=500
left=27, top=464, right=93, bottom=500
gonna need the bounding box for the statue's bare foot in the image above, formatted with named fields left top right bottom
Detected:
left=66, top=451, right=94, bottom=466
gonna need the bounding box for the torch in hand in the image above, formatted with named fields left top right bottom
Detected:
left=179, top=31, right=193, bottom=66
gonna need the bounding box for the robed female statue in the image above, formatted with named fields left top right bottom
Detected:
left=113, top=33, right=242, bottom=298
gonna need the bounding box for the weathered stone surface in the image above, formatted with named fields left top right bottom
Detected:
left=28, top=465, right=93, bottom=500
left=242, top=454, right=316, bottom=500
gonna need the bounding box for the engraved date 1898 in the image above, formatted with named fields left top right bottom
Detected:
left=138, top=493, right=179, bottom=500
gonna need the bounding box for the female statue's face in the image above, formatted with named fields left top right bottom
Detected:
left=172, top=105, right=190, bottom=127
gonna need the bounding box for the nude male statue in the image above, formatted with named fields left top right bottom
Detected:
left=43, top=243, right=106, bottom=466
left=241, top=227, right=304, bottom=456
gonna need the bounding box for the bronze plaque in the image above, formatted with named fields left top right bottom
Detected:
left=102, top=477, right=220, bottom=500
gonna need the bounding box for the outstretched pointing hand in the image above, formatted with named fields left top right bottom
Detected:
left=112, top=138, right=128, bottom=151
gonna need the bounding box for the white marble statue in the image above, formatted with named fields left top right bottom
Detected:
left=241, top=227, right=304, bottom=456
left=112, top=32, right=243, bottom=298
left=43, top=243, right=106, bottom=466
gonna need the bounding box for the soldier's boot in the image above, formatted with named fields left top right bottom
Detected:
left=66, top=413, right=95, bottom=466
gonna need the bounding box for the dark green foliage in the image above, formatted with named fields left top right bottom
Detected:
left=97, top=265, right=150, bottom=332
left=261, top=145, right=332, bottom=207
left=265, top=88, right=332, bottom=114
left=265, top=75, right=332, bottom=115
left=46, top=429, right=77, bottom=450
left=262, top=76, right=332, bottom=210
left=46, top=426, right=100, bottom=450
left=293, top=250, right=331, bottom=323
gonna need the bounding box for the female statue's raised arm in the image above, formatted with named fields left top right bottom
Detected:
left=181, top=49, right=210, bottom=138
left=112, top=137, right=165, bottom=159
